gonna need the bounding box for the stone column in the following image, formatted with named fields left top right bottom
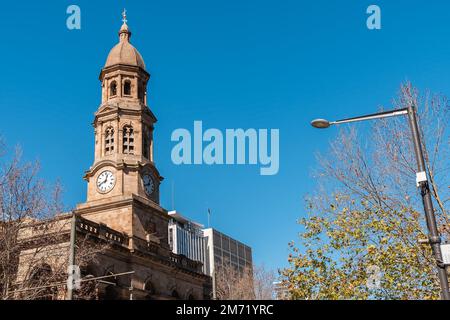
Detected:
left=118, top=75, right=122, bottom=97
left=150, top=126, right=154, bottom=162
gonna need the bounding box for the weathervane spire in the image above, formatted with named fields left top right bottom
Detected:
left=118, top=8, right=131, bottom=41
left=122, top=8, right=127, bottom=24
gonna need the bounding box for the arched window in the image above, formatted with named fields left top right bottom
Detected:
left=142, top=126, right=150, bottom=159
left=105, top=127, right=115, bottom=155
left=138, top=83, right=145, bottom=102
left=110, top=81, right=117, bottom=97
left=122, top=126, right=134, bottom=154
left=102, top=285, right=119, bottom=300
left=144, top=280, right=155, bottom=295
left=75, top=274, right=97, bottom=300
left=171, top=290, right=180, bottom=299
left=75, top=264, right=99, bottom=300
left=28, top=264, right=55, bottom=300
left=186, top=290, right=196, bottom=300
left=124, top=80, right=131, bottom=96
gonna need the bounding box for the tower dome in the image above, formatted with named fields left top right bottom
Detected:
left=104, top=11, right=146, bottom=70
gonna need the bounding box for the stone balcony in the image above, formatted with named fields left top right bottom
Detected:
left=76, top=215, right=203, bottom=275
left=78, top=217, right=128, bottom=246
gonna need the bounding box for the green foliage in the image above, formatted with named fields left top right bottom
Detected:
left=282, top=196, right=439, bottom=299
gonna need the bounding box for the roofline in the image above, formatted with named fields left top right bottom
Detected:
left=168, top=210, right=204, bottom=228
left=202, top=227, right=252, bottom=249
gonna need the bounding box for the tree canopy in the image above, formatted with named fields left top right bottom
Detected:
left=282, top=83, right=449, bottom=300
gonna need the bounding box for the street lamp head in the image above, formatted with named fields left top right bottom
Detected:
left=311, top=119, right=331, bottom=129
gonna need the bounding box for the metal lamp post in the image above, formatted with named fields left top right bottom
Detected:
left=311, top=104, right=450, bottom=300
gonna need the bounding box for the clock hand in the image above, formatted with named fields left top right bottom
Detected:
left=98, top=177, right=105, bottom=185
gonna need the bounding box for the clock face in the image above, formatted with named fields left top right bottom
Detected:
left=143, top=174, right=155, bottom=196
left=96, top=170, right=116, bottom=193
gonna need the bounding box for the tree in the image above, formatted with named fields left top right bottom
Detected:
left=282, top=83, right=449, bottom=300
left=0, top=142, right=106, bottom=300
left=215, top=263, right=254, bottom=300
left=215, top=262, right=276, bottom=300
left=253, top=264, right=276, bottom=300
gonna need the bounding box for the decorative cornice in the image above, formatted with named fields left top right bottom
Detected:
left=83, top=159, right=125, bottom=179
left=99, top=64, right=150, bottom=81
left=93, top=103, right=157, bottom=124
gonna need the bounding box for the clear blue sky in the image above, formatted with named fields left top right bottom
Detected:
left=1, top=1, right=450, bottom=273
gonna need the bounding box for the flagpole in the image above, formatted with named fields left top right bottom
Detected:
left=207, top=208, right=211, bottom=228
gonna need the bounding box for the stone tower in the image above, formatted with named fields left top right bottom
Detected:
left=85, top=15, right=161, bottom=206
left=16, top=12, right=211, bottom=300
left=76, top=13, right=166, bottom=243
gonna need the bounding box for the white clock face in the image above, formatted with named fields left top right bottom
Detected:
left=96, top=170, right=116, bottom=193
left=143, top=174, right=155, bottom=195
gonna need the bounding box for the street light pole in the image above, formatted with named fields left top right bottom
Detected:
left=66, top=211, right=77, bottom=300
left=311, top=105, right=450, bottom=300
left=406, top=104, right=450, bottom=300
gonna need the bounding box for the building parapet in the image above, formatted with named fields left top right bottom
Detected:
left=77, top=216, right=129, bottom=246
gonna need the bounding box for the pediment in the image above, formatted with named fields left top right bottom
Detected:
left=96, top=104, right=119, bottom=115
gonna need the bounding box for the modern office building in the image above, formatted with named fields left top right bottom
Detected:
left=168, top=211, right=209, bottom=274
left=167, top=212, right=253, bottom=299
left=203, top=228, right=253, bottom=273
left=203, top=228, right=253, bottom=298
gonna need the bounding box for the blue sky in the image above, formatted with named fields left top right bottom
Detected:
left=1, top=1, right=450, bottom=273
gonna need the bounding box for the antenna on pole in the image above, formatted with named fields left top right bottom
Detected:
left=207, top=208, right=211, bottom=228
left=171, top=180, right=175, bottom=210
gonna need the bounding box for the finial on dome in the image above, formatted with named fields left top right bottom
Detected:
left=122, top=8, right=127, bottom=24
left=119, top=8, right=131, bottom=41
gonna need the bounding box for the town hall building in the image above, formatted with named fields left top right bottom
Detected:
left=14, top=13, right=212, bottom=300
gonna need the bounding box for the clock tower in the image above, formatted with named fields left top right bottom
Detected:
left=76, top=13, right=167, bottom=242
left=85, top=15, right=161, bottom=204
left=17, top=12, right=213, bottom=300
